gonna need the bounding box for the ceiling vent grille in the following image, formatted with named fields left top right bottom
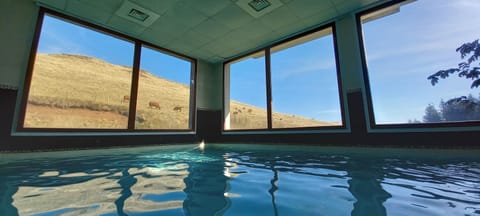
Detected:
left=236, top=0, right=283, bottom=18
left=248, top=0, right=271, bottom=12
left=128, top=8, right=149, bottom=22
left=115, top=1, right=160, bottom=27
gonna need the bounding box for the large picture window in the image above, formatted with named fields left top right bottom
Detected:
left=135, top=46, right=194, bottom=130
left=19, top=9, right=196, bottom=131
left=225, top=51, right=268, bottom=130
left=359, top=0, right=480, bottom=126
left=270, top=28, right=342, bottom=128
left=224, top=25, right=344, bottom=131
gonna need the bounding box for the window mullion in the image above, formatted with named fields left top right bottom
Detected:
left=128, top=42, right=141, bottom=130
left=265, top=48, right=273, bottom=129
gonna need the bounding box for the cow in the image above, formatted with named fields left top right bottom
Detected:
left=149, top=101, right=161, bottom=109
left=173, top=106, right=182, bottom=112
left=122, top=95, right=130, bottom=103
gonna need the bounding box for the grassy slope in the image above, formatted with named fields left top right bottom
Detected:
left=25, top=54, right=337, bottom=129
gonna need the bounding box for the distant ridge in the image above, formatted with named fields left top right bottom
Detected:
left=24, top=53, right=338, bottom=129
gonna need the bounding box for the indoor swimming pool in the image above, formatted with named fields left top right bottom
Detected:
left=0, top=144, right=479, bottom=215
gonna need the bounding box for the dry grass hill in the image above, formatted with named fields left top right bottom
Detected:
left=24, top=53, right=338, bottom=129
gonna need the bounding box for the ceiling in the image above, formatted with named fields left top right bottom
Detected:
left=36, top=0, right=383, bottom=63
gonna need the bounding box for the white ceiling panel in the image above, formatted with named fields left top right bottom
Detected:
left=37, top=0, right=384, bottom=63
left=77, top=0, right=122, bottom=13
left=285, top=0, right=335, bottom=19
left=37, top=0, right=66, bottom=10
left=213, top=4, right=254, bottom=29
left=65, top=1, right=113, bottom=25
left=161, top=1, right=208, bottom=28
left=259, top=5, right=301, bottom=30
left=130, top=0, right=177, bottom=16
left=107, top=15, right=147, bottom=36
left=193, top=18, right=233, bottom=39
left=187, top=0, right=232, bottom=17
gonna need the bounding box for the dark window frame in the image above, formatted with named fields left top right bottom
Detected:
left=222, top=22, right=346, bottom=132
left=356, top=0, right=480, bottom=129
left=17, top=7, right=197, bottom=133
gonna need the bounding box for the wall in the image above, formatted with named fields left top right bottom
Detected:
left=1, top=0, right=479, bottom=151
left=196, top=61, right=223, bottom=110
left=0, top=0, right=37, bottom=89
left=0, top=1, right=200, bottom=151
left=196, top=61, right=223, bottom=141
left=203, top=13, right=480, bottom=148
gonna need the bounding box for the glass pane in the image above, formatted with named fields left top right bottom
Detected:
left=24, top=15, right=133, bottom=129
left=135, top=46, right=192, bottom=129
left=361, top=0, right=480, bottom=124
left=226, top=51, right=268, bottom=130
left=271, top=28, right=343, bottom=128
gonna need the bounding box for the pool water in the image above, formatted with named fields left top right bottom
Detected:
left=0, top=144, right=479, bottom=216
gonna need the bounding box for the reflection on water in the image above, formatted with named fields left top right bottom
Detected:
left=0, top=144, right=479, bottom=216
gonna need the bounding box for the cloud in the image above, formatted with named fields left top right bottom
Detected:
left=39, top=30, right=85, bottom=54
left=37, top=18, right=89, bottom=55
left=364, top=0, right=480, bottom=64
left=274, top=57, right=336, bottom=79
left=449, top=0, right=480, bottom=9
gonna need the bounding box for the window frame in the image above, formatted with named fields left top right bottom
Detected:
left=17, top=8, right=197, bottom=133
left=222, top=23, right=346, bottom=132
left=356, top=0, right=480, bottom=129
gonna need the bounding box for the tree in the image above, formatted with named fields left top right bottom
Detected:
left=440, top=95, right=480, bottom=122
left=408, top=119, right=421, bottom=123
left=428, top=39, right=480, bottom=89
left=424, top=39, right=480, bottom=123
left=423, top=104, right=442, bottom=123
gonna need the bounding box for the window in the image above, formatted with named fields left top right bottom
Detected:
left=270, top=28, right=342, bottom=128
left=359, top=0, right=480, bottom=126
left=19, top=9, right=196, bottom=131
left=135, top=46, right=194, bottom=130
left=225, top=51, right=268, bottom=130
left=224, top=25, right=344, bottom=131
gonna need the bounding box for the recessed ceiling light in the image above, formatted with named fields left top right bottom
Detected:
left=248, top=0, right=271, bottom=12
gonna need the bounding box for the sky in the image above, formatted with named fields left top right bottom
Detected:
left=38, top=15, right=191, bottom=85
left=36, top=0, right=480, bottom=124
left=229, top=32, right=342, bottom=122
left=362, top=0, right=480, bottom=123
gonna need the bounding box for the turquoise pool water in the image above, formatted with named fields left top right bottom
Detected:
left=0, top=144, right=479, bottom=216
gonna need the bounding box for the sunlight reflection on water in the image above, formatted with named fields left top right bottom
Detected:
left=0, top=144, right=479, bottom=215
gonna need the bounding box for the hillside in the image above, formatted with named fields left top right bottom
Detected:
left=24, top=54, right=337, bottom=129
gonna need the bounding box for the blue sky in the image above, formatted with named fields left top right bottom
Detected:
left=38, top=15, right=191, bottom=85
left=37, top=0, right=480, bottom=124
left=362, top=0, right=480, bottom=123
left=229, top=33, right=342, bottom=122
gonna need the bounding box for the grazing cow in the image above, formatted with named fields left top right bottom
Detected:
left=122, top=95, right=130, bottom=103
left=173, top=106, right=182, bottom=112
left=149, top=101, right=161, bottom=109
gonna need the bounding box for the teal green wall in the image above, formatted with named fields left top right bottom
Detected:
left=336, top=14, right=365, bottom=92
left=335, top=14, right=369, bottom=129
left=196, top=61, right=223, bottom=111
left=0, top=0, right=37, bottom=89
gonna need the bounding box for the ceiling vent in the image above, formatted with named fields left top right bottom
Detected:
left=248, top=0, right=271, bottom=12
left=128, top=8, right=149, bottom=22
left=115, top=1, right=160, bottom=27
left=236, top=0, right=283, bottom=18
